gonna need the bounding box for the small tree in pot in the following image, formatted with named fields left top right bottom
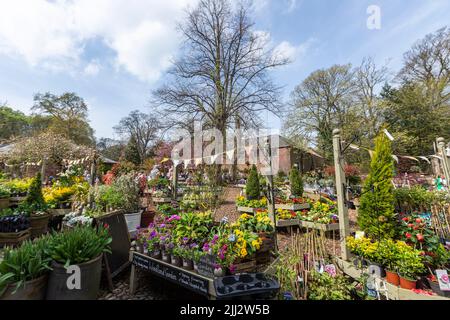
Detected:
left=289, top=167, right=303, bottom=198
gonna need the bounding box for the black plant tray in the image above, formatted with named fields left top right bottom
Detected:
left=213, top=273, right=279, bottom=299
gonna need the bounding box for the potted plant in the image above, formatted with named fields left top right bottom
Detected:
left=0, top=209, right=31, bottom=247
left=23, top=173, right=50, bottom=238
left=171, top=246, right=182, bottom=267
left=0, top=185, right=10, bottom=209
left=114, top=173, right=142, bottom=238
left=396, top=243, right=425, bottom=290
left=192, top=247, right=205, bottom=272
left=179, top=246, right=194, bottom=270
left=45, top=224, right=112, bottom=300
left=0, top=236, right=51, bottom=300
left=378, top=239, right=400, bottom=285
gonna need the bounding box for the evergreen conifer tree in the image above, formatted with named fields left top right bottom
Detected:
left=246, top=165, right=261, bottom=200
left=357, top=133, right=396, bottom=239
left=289, top=166, right=304, bottom=197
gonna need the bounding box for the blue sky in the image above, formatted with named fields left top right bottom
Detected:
left=0, top=0, right=449, bottom=139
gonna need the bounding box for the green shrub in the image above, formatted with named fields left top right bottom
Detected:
left=357, top=133, right=396, bottom=239
left=246, top=165, right=260, bottom=200
left=289, top=167, right=304, bottom=198
left=25, top=172, right=46, bottom=212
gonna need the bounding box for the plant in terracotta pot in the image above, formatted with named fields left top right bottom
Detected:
left=378, top=239, right=400, bottom=285
left=0, top=236, right=52, bottom=300
left=396, top=242, right=425, bottom=290
left=45, top=224, right=112, bottom=300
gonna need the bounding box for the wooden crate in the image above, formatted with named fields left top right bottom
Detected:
left=299, top=221, right=340, bottom=231
left=275, top=203, right=310, bottom=211
left=0, top=228, right=31, bottom=248
left=234, top=259, right=257, bottom=273
left=276, top=219, right=300, bottom=227
left=0, top=198, right=10, bottom=209
left=237, top=206, right=256, bottom=214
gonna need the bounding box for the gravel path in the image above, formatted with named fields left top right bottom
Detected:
left=213, top=186, right=242, bottom=223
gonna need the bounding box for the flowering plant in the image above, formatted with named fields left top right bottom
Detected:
left=236, top=196, right=267, bottom=208
left=233, top=210, right=274, bottom=233
left=276, top=208, right=297, bottom=220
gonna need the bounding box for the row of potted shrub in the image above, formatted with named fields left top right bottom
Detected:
left=0, top=224, right=111, bottom=300
left=347, top=236, right=449, bottom=293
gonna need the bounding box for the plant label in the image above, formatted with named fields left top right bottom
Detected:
left=355, top=231, right=365, bottom=239
left=436, top=270, right=450, bottom=291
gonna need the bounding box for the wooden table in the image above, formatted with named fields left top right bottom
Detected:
left=129, top=251, right=217, bottom=299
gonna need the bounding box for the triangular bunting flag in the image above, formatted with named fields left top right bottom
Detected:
left=400, top=156, right=419, bottom=162
left=210, top=154, right=219, bottom=164
left=418, top=156, right=431, bottom=164
left=368, top=150, right=374, bottom=159
left=195, top=158, right=203, bottom=166
left=183, top=159, right=190, bottom=169
left=226, top=149, right=235, bottom=160
left=392, top=155, right=399, bottom=163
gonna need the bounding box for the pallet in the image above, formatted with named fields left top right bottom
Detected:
left=299, top=221, right=340, bottom=231
left=234, top=259, right=257, bottom=273
left=275, top=203, right=310, bottom=211
left=276, top=219, right=300, bottom=227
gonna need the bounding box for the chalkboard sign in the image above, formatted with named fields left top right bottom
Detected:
left=95, top=211, right=131, bottom=278
left=132, top=253, right=209, bottom=296
left=197, top=254, right=216, bottom=278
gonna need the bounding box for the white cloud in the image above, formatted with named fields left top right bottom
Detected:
left=0, top=0, right=196, bottom=82
left=285, top=0, right=300, bottom=13
left=84, top=61, right=101, bottom=76
left=273, top=38, right=315, bottom=62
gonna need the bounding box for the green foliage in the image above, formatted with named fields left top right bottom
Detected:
left=357, top=133, right=396, bottom=239
left=0, top=105, right=30, bottom=141
left=48, top=225, right=112, bottom=267
left=25, top=172, right=46, bottom=212
left=0, top=236, right=52, bottom=295
left=308, top=271, right=353, bottom=300
left=0, top=184, right=10, bottom=198
left=124, top=136, right=141, bottom=165
left=113, top=173, right=140, bottom=212
left=289, top=167, right=304, bottom=197
left=93, top=184, right=124, bottom=212
left=246, top=165, right=260, bottom=200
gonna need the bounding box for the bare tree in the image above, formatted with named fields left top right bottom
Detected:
left=398, top=26, right=450, bottom=109
left=284, top=64, right=358, bottom=160
left=355, top=57, right=390, bottom=139
left=153, top=0, right=288, bottom=138
left=113, top=110, right=161, bottom=162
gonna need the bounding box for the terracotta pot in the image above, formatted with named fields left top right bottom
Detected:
left=399, top=275, right=417, bottom=290
left=385, top=270, right=400, bottom=286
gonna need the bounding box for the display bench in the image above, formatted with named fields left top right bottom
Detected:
left=129, top=251, right=217, bottom=299
left=276, top=220, right=339, bottom=234
left=335, top=257, right=450, bottom=301
left=236, top=207, right=265, bottom=214
left=275, top=203, right=310, bottom=211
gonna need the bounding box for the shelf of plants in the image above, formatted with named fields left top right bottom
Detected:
left=133, top=208, right=276, bottom=283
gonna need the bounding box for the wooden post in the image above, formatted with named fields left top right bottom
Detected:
left=172, top=163, right=178, bottom=200
left=437, top=137, right=450, bottom=192
left=332, top=129, right=350, bottom=261
left=40, top=158, right=46, bottom=184
left=264, top=137, right=278, bottom=253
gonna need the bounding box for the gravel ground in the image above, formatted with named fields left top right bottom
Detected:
left=98, top=268, right=206, bottom=300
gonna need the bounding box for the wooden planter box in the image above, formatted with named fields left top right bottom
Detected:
left=0, top=228, right=31, bottom=248
left=275, top=203, right=310, bottom=211
left=237, top=206, right=267, bottom=214
left=152, top=197, right=172, bottom=203
left=234, top=259, right=257, bottom=273
left=299, top=221, right=339, bottom=231
left=0, top=198, right=10, bottom=209
left=9, top=196, right=26, bottom=205
left=276, top=219, right=300, bottom=227
left=49, top=208, right=72, bottom=217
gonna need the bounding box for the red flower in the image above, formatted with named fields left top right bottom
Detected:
left=407, top=223, right=414, bottom=228
left=104, top=223, right=110, bottom=229
left=415, top=218, right=422, bottom=224
left=402, top=217, right=409, bottom=222
left=416, top=234, right=424, bottom=242
left=405, top=232, right=412, bottom=239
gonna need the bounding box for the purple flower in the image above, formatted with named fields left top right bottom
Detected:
left=190, top=243, right=198, bottom=249
left=149, top=230, right=157, bottom=239
left=159, top=223, right=166, bottom=228
left=218, top=252, right=225, bottom=260
left=229, top=264, right=236, bottom=274
left=202, top=243, right=210, bottom=252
